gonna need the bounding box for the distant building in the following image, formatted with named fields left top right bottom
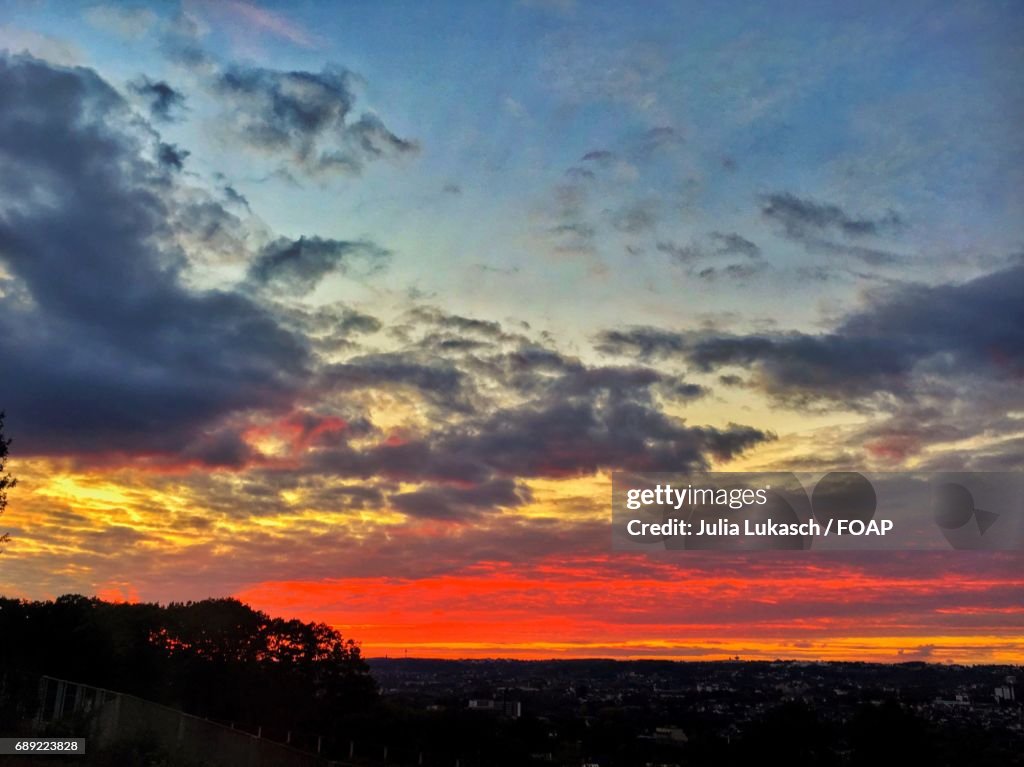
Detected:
left=654, top=727, right=688, bottom=743
left=467, top=698, right=521, bottom=718
left=639, top=726, right=688, bottom=744
left=934, top=694, right=971, bottom=708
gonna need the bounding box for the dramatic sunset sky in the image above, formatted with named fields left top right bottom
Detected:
left=1, top=0, right=1022, bottom=662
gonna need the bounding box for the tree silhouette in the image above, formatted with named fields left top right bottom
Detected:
left=0, top=410, right=14, bottom=551
left=0, top=595, right=376, bottom=733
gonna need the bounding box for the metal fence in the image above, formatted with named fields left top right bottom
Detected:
left=35, top=676, right=332, bottom=767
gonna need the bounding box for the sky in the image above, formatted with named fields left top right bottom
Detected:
left=0, top=0, right=1022, bottom=662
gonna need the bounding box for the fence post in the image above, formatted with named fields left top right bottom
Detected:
left=35, top=678, right=47, bottom=726
left=53, top=680, right=65, bottom=719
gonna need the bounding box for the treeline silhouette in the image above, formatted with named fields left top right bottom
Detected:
left=0, top=594, right=375, bottom=734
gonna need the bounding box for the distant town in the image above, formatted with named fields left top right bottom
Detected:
left=367, top=658, right=1023, bottom=766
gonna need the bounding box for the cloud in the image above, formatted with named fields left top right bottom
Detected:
left=309, top=342, right=765, bottom=491
left=212, top=0, right=321, bottom=49
left=319, top=352, right=474, bottom=414
left=657, top=231, right=762, bottom=266
left=709, top=231, right=761, bottom=259
left=0, top=54, right=310, bottom=458
left=390, top=478, right=530, bottom=521
left=760, top=192, right=904, bottom=265
left=0, top=56, right=774, bottom=533
left=158, top=14, right=417, bottom=178
left=128, top=76, right=186, bottom=122
left=157, top=142, right=189, bottom=171
left=331, top=307, right=382, bottom=337
left=270, top=303, right=382, bottom=355
left=247, top=236, right=391, bottom=295
left=0, top=25, right=83, bottom=66
left=761, top=193, right=903, bottom=239
left=598, top=263, right=1024, bottom=407
left=694, top=262, right=770, bottom=282
left=581, top=149, right=615, bottom=164
left=656, top=240, right=703, bottom=264
left=168, top=193, right=251, bottom=264
left=405, top=307, right=506, bottom=339
left=202, top=63, right=417, bottom=177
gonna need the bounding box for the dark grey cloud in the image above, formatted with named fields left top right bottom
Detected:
left=168, top=195, right=250, bottom=264
left=656, top=240, right=703, bottom=264
left=128, top=76, right=186, bottom=122
left=179, top=426, right=258, bottom=469
left=406, top=307, right=505, bottom=339
left=319, top=353, right=474, bottom=413
left=657, top=232, right=763, bottom=277
left=207, top=64, right=417, bottom=177
left=808, top=239, right=901, bottom=266
left=709, top=231, right=761, bottom=259
left=160, top=14, right=416, bottom=177
left=247, top=236, right=390, bottom=295
left=332, top=307, right=381, bottom=336
left=580, top=149, right=614, bottom=164
left=0, top=54, right=310, bottom=457
left=694, top=262, right=770, bottom=282
left=542, top=360, right=704, bottom=403
left=390, top=478, right=530, bottom=521
left=157, top=141, right=189, bottom=171
left=434, top=399, right=768, bottom=480
left=598, top=263, right=1024, bottom=405
left=595, top=327, right=689, bottom=359
left=307, top=342, right=764, bottom=493
left=221, top=184, right=250, bottom=210
left=658, top=232, right=761, bottom=263
left=760, top=192, right=904, bottom=265
left=761, top=193, right=903, bottom=239
left=309, top=394, right=770, bottom=491
left=267, top=302, right=377, bottom=356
